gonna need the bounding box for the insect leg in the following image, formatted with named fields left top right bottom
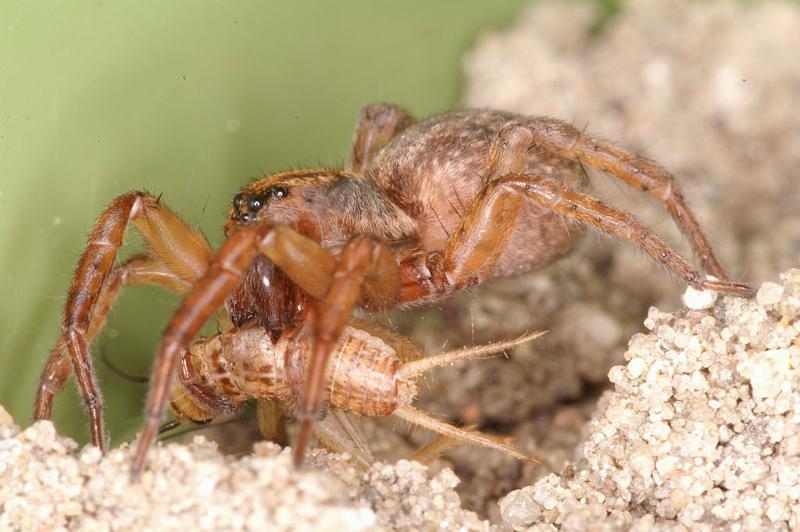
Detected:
left=313, top=410, right=376, bottom=469
left=393, top=406, right=539, bottom=463
left=256, top=398, right=288, bottom=446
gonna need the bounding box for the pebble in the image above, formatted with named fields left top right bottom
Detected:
left=682, top=286, right=717, bottom=310
left=756, top=282, right=784, bottom=306
left=499, top=487, right=541, bottom=530
left=627, top=358, right=646, bottom=378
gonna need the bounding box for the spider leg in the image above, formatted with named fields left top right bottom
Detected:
left=433, top=172, right=751, bottom=297
left=45, top=192, right=213, bottom=451
left=397, top=124, right=752, bottom=303
left=347, top=103, right=415, bottom=174
left=396, top=124, right=538, bottom=303
left=130, top=223, right=343, bottom=476
left=294, top=235, right=400, bottom=465
left=516, top=117, right=731, bottom=279
left=502, top=174, right=753, bottom=296
left=35, top=255, right=193, bottom=422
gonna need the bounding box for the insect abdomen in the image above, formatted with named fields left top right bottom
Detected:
left=190, top=324, right=404, bottom=417
left=326, top=327, right=401, bottom=416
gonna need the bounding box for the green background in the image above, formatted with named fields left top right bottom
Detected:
left=0, top=0, right=566, bottom=444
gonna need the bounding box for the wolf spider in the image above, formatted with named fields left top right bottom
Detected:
left=34, top=104, right=751, bottom=477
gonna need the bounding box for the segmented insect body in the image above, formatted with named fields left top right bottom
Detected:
left=179, top=324, right=409, bottom=417
left=169, top=322, right=543, bottom=463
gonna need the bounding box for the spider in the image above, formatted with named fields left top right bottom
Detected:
left=34, top=104, right=752, bottom=477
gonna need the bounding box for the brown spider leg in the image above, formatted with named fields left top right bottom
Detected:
left=131, top=223, right=339, bottom=476
left=515, top=118, right=731, bottom=279
left=46, top=191, right=212, bottom=451
left=399, top=124, right=751, bottom=303
left=410, top=172, right=751, bottom=300
left=347, top=103, right=415, bottom=173
left=34, top=255, right=192, bottom=422
left=503, top=174, right=753, bottom=296
left=397, top=124, right=532, bottom=303
left=293, top=235, right=400, bottom=465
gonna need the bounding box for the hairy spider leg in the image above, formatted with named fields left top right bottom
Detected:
left=348, top=103, right=415, bottom=173
left=35, top=255, right=191, bottom=421
left=36, top=192, right=212, bottom=451
left=397, top=123, right=753, bottom=304
left=293, top=235, right=400, bottom=465
left=506, top=118, right=732, bottom=279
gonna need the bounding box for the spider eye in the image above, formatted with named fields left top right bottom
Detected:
left=268, top=185, right=288, bottom=199
left=234, top=185, right=287, bottom=220
left=248, top=196, right=263, bottom=213
left=232, top=193, right=246, bottom=209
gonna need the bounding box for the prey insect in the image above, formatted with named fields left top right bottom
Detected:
left=34, top=104, right=752, bottom=478
left=169, top=319, right=545, bottom=466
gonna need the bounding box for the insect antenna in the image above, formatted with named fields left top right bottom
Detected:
left=397, top=330, right=546, bottom=380
left=98, top=346, right=149, bottom=384
left=158, top=419, right=181, bottom=434
left=157, top=413, right=255, bottom=442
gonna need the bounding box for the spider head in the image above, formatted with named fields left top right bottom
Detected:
left=224, top=168, right=341, bottom=236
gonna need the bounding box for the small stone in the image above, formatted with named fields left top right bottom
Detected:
left=683, top=286, right=717, bottom=310
left=679, top=502, right=705, bottom=525
left=649, top=421, right=671, bottom=441
left=628, top=358, right=647, bottom=379
left=608, top=365, right=626, bottom=384
left=656, top=456, right=680, bottom=476
left=0, top=405, right=14, bottom=428
left=629, top=448, right=655, bottom=478
left=766, top=500, right=787, bottom=522
left=499, top=488, right=542, bottom=530
left=737, top=350, right=789, bottom=399
left=80, top=446, right=103, bottom=465
left=756, top=282, right=784, bottom=307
